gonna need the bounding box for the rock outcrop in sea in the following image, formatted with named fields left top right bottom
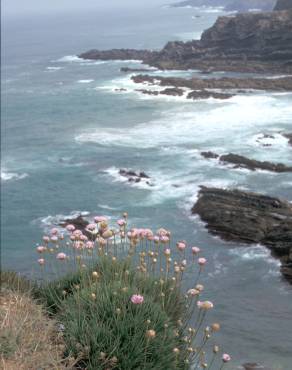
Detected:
left=192, top=187, right=292, bottom=282
left=200, top=152, right=292, bottom=172
left=79, top=7, right=292, bottom=74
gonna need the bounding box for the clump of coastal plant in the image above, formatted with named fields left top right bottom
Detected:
left=35, top=213, right=231, bottom=370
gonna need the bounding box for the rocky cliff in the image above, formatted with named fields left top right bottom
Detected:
left=80, top=8, right=292, bottom=73
left=274, top=0, right=292, bottom=10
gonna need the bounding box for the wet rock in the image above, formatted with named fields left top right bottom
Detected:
left=119, top=169, right=152, bottom=185
left=284, top=133, right=292, bottom=145
left=132, top=74, right=292, bottom=92
left=160, top=87, right=184, bottom=96
left=80, top=9, right=292, bottom=74
left=219, top=153, right=292, bottom=172
left=201, top=151, right=292, bottom=172
left=114, top=88, right=127, bottom=92
left=187, top=90, right=234, bottom=100
left=59, top=215, right=93, bottom=239
left=192, top=187, right=292, bottom=282
left=201, top=151, right=219, bottom=159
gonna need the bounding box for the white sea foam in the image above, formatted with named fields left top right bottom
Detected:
left=229, top=245, right=281, bottom=267
left=57, top=55, right=84, bottom=63
left=76, top=93, right=292, bottom=149
left=35, top=211, right=90, bottom=232
left=46, top=66, right=64, bottom=71
left=1, top=171, right=28, bottom=182
left=77, top=79, right=94, bottom=84
left=249, top=133, right=289, bottom=148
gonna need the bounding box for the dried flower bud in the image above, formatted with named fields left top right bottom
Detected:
left=146, top=329, right=156, bottom=339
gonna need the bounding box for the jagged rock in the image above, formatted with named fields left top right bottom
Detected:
left=160, top=87, right=184, bottom=96
left=220, top=153, right=292, bottom=172
left=201, top=151, right=292, bottom=172
left=80, top=9, right=292, bottom=74
left=201, top=151, right=219, bottom=159
left=132, top=74, right=292, bottom=91
left=284, top=133, right=292, bottom=145
left=119, top=169, right=152, bottom=185
left=187, top=90, right=233, bottom=99
left=192, top=187, right=292, bottom=282
left=59, top=215, right=94, bottom=239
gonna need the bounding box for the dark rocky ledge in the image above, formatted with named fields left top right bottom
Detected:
left=131, top=74, right=292, bottom=91
left=79, top=9, right=292, bottom=74
left=284, top=133, right=292, bottom=145
left=120, top=67, right=156, bottom=73
left=201, top=151, right=292, bottom=172
left=192, top=187, right=292, bottom=282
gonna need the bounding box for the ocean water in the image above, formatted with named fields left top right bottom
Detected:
left=2, top=2, right=292, bottom=369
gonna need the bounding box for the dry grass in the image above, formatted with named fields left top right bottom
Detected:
left=0, top=289, right=73, bottom=370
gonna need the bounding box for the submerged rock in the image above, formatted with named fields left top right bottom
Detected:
left=119, top=169, right=152, bottom=185
left=192, top=187, right=292, bottom=282
left=187, top=90, right=233, bottom=100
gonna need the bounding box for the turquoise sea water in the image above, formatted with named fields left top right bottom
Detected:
left=2, top=2, right=292, bottom=368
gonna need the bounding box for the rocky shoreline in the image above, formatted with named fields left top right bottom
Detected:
left=131, top=74, right=292, bottom=92
left=192, top=187, right=292, bottom=283
left=201, top=151, right=292, bottom=172
left=79, top=8, right=292, bottom=75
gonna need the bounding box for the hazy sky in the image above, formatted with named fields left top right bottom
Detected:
left=3, top=0, right=169, bottom=17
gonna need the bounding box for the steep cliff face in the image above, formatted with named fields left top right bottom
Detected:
left=80, top=7, right=292, bottom=73
left=274, top=0, right=292, bottom=10
left=200, top=10, right=292, bottom=59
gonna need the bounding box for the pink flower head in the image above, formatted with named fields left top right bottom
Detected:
left=80, top=234, right=88, bottom=241
left=192, top=246, right=201, bottom=255
left=187, top=289, right=199, bottom=296
left=177, top=242, right=186, bottom=251
left=50, top=228, right=59, bottom=235
left=198, top=257, right=207, bottom=266
left=131, top=294, right=144, bottom=305
left=56, top=252, right=67, bottom=261
left=145, top=229, right=153, bottom=238
left=70, top=235, right=76, bottom=241
left=94, top=216, right=107, bottom=223
left=66, top=224, right=75, bottom=232
left=86, top=223, right=96, bottom=231
left=164, top=248, right=171, bottom=256
left=36, top=246, right=46, bottom=253
left=117, top=219, right=126, bottom=227
left=157, top=228, right=168, bottom=237
left=86, top=241, right=94, bottom=249
left=38, top=258, right=45, bottom=265
left=160, top=235, right=170, bottom=244
left=43, top=236, right=50, bottom=243
left=222, top=354, right=231, bottom=363
left=73, top=230, right=83, bottom=237
left=51, top=236, right=58, bottom=243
